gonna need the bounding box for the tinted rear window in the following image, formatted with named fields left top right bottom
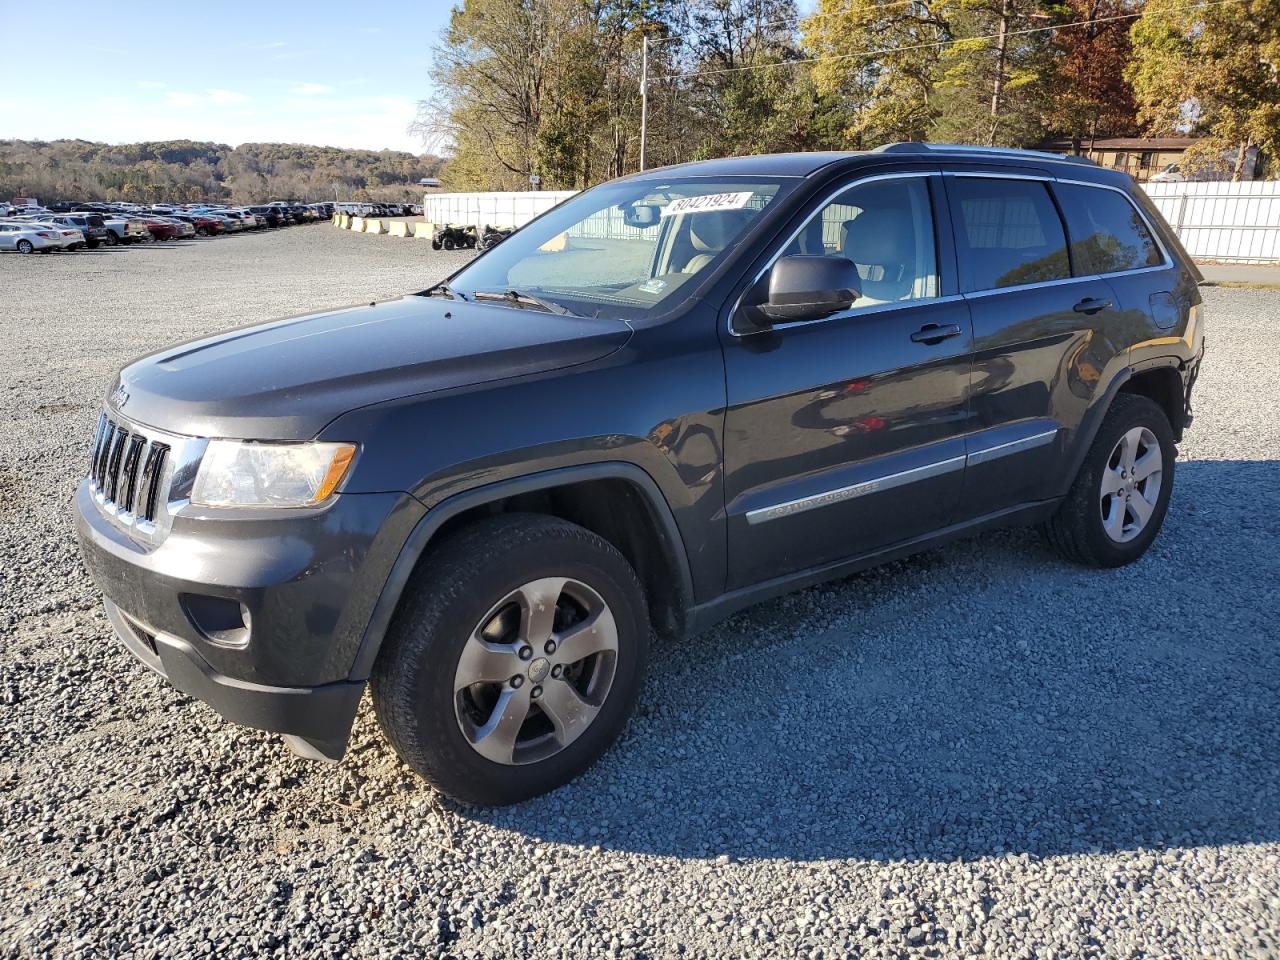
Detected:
left=1054, top=183, right=1164, bottom=275
left=949, top=178, right=1070, bottom=291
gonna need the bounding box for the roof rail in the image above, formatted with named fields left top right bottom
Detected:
left=872, top=142, right=1097, bottom=166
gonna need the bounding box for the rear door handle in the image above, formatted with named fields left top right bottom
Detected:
left=1073, top=297, right=1112, bottom=315
left=910, top=322, right=963, bottom=345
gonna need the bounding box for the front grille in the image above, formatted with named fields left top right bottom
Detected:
left=89, top=413, right=170, bottom=522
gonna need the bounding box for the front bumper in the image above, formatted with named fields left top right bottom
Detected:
left=104, top=597, right=363, bottom=759
left=75, top=479, right=425, bottom=758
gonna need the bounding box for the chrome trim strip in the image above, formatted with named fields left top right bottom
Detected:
left=966, top=429, right=1058, bottom=467
left=745, top=455, right=965, bottom=525
left=946, top=171, right=1051, bottom=182
left=727, top=170, right=941, bottom=338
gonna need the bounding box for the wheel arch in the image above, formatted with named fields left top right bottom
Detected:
left=347, top=462, right=694, bottom=681
left=1117, top=363, right=1186, bottom=442
left=1054, top=357, right=1186, bottom=499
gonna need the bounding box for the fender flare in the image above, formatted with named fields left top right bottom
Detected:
left=347, top=461, right=694, bottom=681
left=1055, top=355, right=1186, bottom=499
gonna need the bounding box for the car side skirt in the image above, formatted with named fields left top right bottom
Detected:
left=686, top=498, right=1061, bottom=636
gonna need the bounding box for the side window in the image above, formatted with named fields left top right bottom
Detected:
left=948, top=178, right=1070, bottom=291
left=780, top=177, right=938, bottom=308
left=1054, top=183, right=1164, bottom=275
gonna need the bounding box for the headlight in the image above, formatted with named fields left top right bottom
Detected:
left=191, top=441, right=357, bottom=508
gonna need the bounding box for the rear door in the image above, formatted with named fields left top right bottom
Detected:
left=1051, top=179, right=1177, bottom=342
left=720, top=171, right=975, bottom=589
left=943, top=171, right=1126, bottom=521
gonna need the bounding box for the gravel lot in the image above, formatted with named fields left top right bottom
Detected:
left=2, top=227, right=1278, bottom=959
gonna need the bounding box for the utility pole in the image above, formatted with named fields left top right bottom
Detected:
left=639, top=34, right=649, bottom=172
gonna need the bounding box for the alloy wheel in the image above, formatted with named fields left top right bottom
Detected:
left=452, top=577, right=619, bottom=765
left=1099, top=425, right=1163, bottom=543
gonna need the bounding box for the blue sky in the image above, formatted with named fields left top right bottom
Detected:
left=3, top=1, right=819, bottom=154
left=3, top=1, right=455, bottom=153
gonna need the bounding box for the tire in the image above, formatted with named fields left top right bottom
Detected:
left=196, top=227, right=208, bottom=237
left=431, top=240, right=443, bottom=250
left=1042, top=394, right=1176, bottom=567
left=16, top=240, right=33, bottom=254
left=372, top=513, right=650, bottom=805
left=442, top=237, right=455, bottom=250
left=104, top=233, right=119, bottom=247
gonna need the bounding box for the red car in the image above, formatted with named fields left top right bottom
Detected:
left=186, top=215, right=225, bottom=237
left=136, top=217, right=179, bottom=242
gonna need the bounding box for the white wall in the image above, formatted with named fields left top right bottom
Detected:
left=1142, top=181, right=1280, bottom=264
left=422, top=190, right=578, bottom=229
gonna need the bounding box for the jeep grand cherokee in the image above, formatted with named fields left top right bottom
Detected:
left=76, top=143, right=1204, bottom=805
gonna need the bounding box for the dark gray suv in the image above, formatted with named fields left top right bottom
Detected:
left=76, top=144, right=1204, bottom=805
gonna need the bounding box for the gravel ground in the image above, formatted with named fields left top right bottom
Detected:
left=2, top=227, right=1278, bottom=959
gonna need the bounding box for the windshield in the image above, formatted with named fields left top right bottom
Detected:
left=439, top=176, right=797, bottom=318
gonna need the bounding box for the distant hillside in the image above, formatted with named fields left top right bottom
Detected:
left=0, top=139, right=447, bottom=204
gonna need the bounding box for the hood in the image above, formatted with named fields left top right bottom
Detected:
left=110, top=296, right=631, bottom=439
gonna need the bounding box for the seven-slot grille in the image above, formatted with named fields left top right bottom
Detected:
left=89, top=413, right=170, bottom=522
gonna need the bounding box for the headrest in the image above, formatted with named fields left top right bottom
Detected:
left=841, top=210, right=913, bottom=265
left=689, top=209, right=752, bottom=252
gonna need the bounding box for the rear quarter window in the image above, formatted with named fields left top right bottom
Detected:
left=1054, top=183, right=1164, bottom=275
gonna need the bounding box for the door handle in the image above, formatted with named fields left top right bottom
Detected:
left=910, top=322, right=963, bottom=345
left=1073, top=297, right=1112, bottom=315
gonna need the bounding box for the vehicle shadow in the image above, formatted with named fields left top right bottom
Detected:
left=467, top=458, right=1280, bottom=862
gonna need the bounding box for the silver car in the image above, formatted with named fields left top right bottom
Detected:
left=0, top=222, right=62, bottom=253
left=17, top=219, right=85, bottom=250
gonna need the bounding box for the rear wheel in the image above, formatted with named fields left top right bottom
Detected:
left=104, top=232, right=118, bottom=247
left=372, top=514, right=650, bottom=805
left=1042, top=394, right=1175, bottom=567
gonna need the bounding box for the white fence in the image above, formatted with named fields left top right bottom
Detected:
left=424, top=183, right=1280, bottom=264
left=423, top=190, right=578, bottom=229
left=1142, top=181, right=1280, bottom=264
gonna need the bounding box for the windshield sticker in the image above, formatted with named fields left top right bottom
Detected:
left=661, top=191, right=754, bottom=218
left=638, top=278, right=669, bottom=294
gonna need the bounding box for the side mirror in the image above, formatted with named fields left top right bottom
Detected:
left=759, top=255, right=861, bottom=323
left=620, top=202, right=661, bottom=228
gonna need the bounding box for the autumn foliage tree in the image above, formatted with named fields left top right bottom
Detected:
left=1044, top=0, right=1141, bottom=147
left=1128, top=0, right=1280, bottom=179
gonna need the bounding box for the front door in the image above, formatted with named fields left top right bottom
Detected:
left=721, top=173, right=974, bottom=590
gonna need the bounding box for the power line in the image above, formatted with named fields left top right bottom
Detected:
left=653, top=0, right=1246, bottom=81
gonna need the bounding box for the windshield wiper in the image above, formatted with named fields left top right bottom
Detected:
left=472, top=289, right=576, bottom=316
left=420, top=282, right=467, bottom=301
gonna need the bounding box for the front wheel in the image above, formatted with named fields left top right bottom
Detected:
left=1042, top=394, right=1176, bottom=567
left=16, top=240, right=33, bottom=254
left=104, top=232, right=119, bottom=247
left=372, top=514, right=650, bottom=805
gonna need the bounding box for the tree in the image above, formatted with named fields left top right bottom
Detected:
left=800, top=0, right=1054, bottom=148
left=1043, top=0, right=1141, bottom=146
left=1128, top=0, right=1280, bottom=179
left=802, top=0, right=954, bottom=145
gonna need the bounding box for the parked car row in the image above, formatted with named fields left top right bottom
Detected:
left=335, top=202, right=422, bottom=218
left=1, top=200, right=334, bottom=253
